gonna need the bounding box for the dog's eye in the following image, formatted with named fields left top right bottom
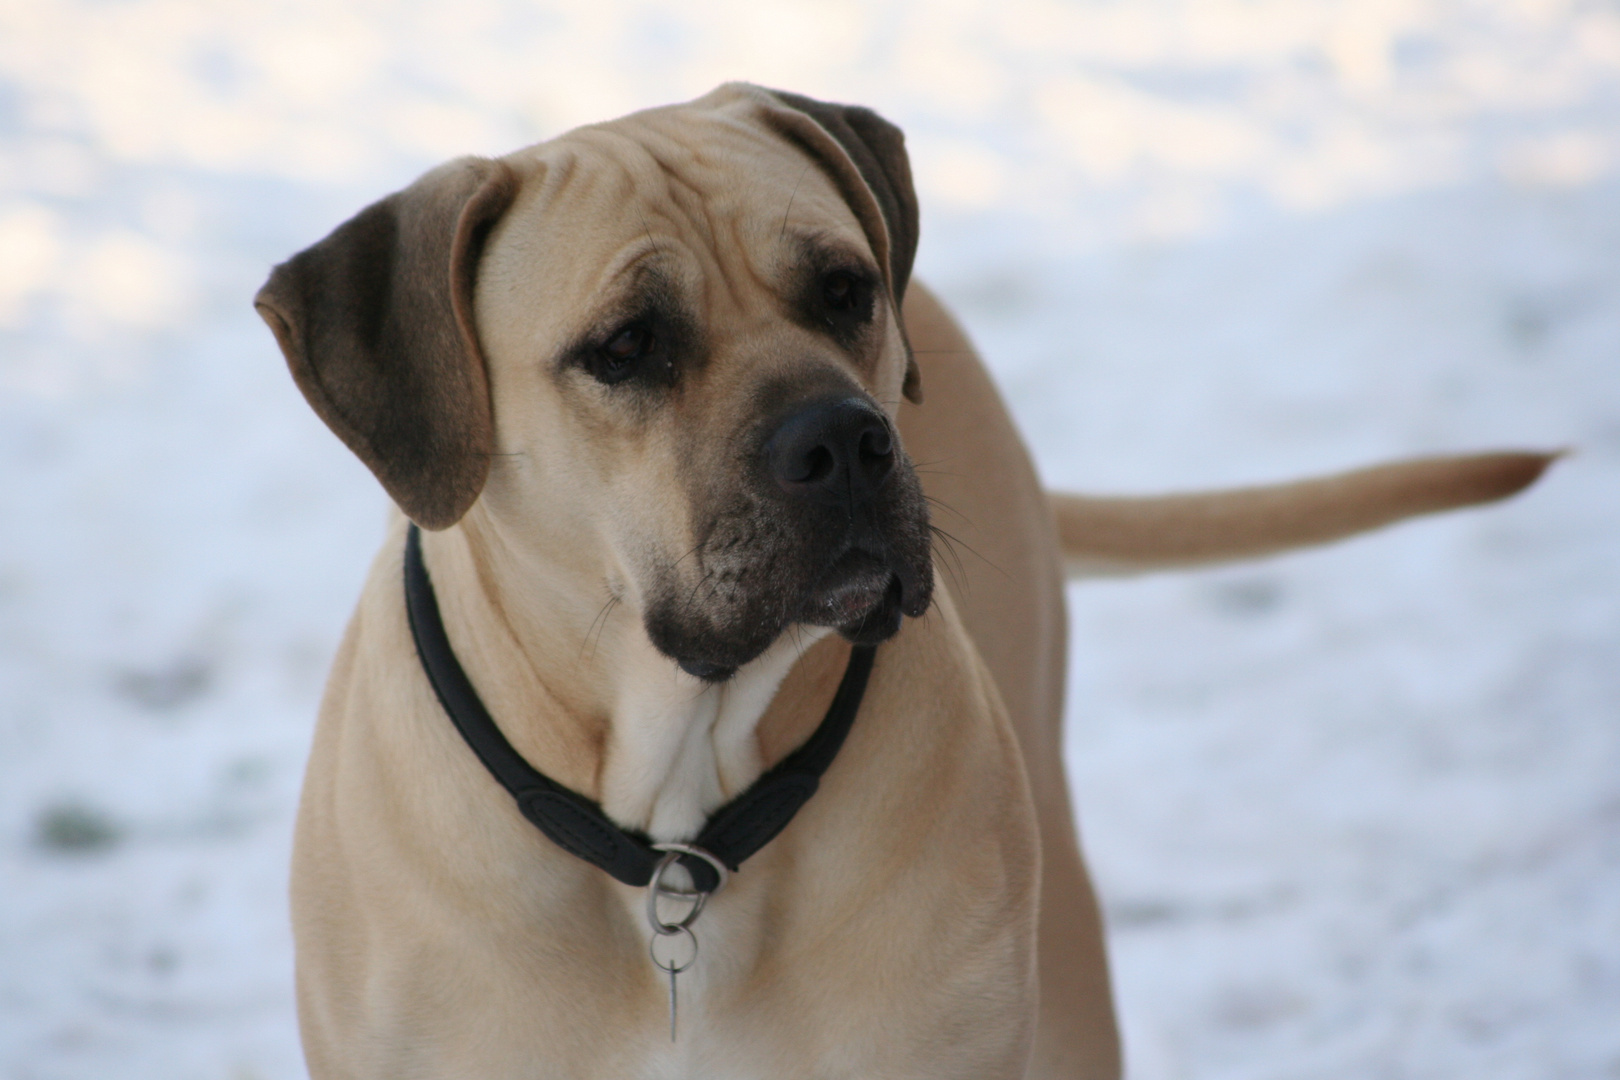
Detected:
left=593, top=325, right=655, bottom=384
left=821, top=271, right=863, bottom=312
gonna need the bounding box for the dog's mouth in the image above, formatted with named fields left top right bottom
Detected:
left=667, top=542, right=933, bottom=681
left=797, top=547, right=932, bottom=644
left=663, top=544, right=932, bottom=683
left=800, top=549, right=893, bottom=626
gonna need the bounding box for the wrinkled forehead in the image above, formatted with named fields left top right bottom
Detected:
left=478, top=100, right=871, bottom=342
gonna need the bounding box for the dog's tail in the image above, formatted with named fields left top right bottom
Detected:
left=1052, top=451, right=1560, bottom=578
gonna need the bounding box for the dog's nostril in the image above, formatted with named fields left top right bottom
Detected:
left=780, top=445, right=836, bottom=485
left=858, top=425, right=894, bottom=483
left=860, top=426, right=892, bottom=461
left=801, top=445, right=835, bottom=485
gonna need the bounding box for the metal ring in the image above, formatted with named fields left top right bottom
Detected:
left=648, top=923, right=698, bottom=975
left=646, top=852, right=706, bottom=933
left=651, top=843, right=731, bottom=895
left=645, top=844, right=729, bottom=934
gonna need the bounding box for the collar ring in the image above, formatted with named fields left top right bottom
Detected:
left=647, top=844, right=729, bottom=933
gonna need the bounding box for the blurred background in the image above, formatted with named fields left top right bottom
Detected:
left=1, top=1, right=1616, bottom=1077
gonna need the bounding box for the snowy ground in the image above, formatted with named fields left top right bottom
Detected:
left=2, top=3, right=1617, bottom=1078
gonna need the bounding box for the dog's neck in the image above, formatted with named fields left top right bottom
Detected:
left=419, top=516, right=834, bottom=841
left=599, top=629, right=823, bottom=837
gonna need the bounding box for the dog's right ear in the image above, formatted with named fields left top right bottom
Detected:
left=255, top=157, right=519, bottom=530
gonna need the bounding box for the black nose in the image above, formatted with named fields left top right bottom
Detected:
left=768, top=397, right=896, bottom=501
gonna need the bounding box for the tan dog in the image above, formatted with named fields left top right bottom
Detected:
left=257, top=84, right=1552, bottom=1079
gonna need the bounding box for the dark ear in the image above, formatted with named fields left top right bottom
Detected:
left=255, top=157, right=520, bottom=529
left=760, top=90, right=925, bottom=403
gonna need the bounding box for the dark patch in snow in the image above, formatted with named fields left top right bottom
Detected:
left=1206, top=576, right=1286, bottom=617
left=35, top=801, right=123, bottom=853
left=114, top=655, right=212, bottom=710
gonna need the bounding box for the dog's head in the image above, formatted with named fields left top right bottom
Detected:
left=257, top=85, right=933, bottom=681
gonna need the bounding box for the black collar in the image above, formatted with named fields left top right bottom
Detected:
left=403, top=524, right=876, bottom=894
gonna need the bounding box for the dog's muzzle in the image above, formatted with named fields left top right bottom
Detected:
left=765, top=396, right=931, bottom=637
left=650, top=391, right=933, bottom=683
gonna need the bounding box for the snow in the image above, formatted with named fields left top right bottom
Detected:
left=2, top=2, right=1616, bottom=1077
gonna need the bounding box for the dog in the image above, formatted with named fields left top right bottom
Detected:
left=256, top=83, right=1552, bottom=1078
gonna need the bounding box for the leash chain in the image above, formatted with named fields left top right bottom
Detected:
left=645, top=843, right=730, bottom=1042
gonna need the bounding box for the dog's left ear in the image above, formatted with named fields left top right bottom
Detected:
left=759, top=89, right=924, bottom=403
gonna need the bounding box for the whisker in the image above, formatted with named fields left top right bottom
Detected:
left=670, top=539, right=706, bottom=574
left=582, top=595, right=621, bottom=660
left=787, top=622, right=809, bottom=668
left=923, top=493, right=972, bottom=524
left=907, top=456, right=969, bottom=481
left=930, top=526, right=971, bottom=598
left=635, top=207, right=663, bottom=257
left=683, top=567, right=718, bottom=610
left=780, top=164, right=812, bottom=241
left=931, top=522, right=1010, bottom=582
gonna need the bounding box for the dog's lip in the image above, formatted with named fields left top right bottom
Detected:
left=892, top=556, right=932, bottom=618
left=799, top=550, right=894, bottom=626
left=677, top=656, right=737, bottom=682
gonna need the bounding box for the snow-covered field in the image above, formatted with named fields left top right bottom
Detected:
left=2, top=3, right=1616, bottom=1077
